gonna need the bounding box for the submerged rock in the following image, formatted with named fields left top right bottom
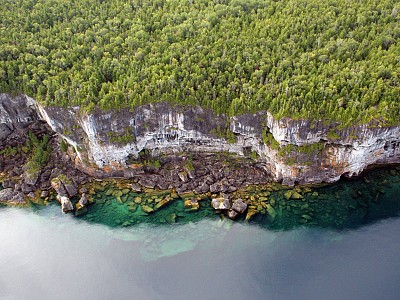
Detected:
left=266, top=204, right=277, bottom=219
left=184, top=198, right=200, bottom=210
left=75, top=206, right=87, bottom=216
left=301, top=214, right=312, bottom=221
left=291, top=191, right=303, bottom=199
left=154, top=197, right=173, bottom=210
left=245, top=209, right=257, bottom=221
left=166, top=213, right=177, bottom=224
left=128, top=202, right=138, bottom=212
left=141, top=205, right=154, bottom=214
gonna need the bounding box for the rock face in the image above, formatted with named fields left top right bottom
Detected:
left=0, top=94, right=88, bottom=211
left=0, top=94, right=39, bottom=142
left=1, top=93, right=400, bottom=186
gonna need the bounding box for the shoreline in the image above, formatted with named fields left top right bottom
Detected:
left=1, top=163, right=400, bottom=231
left=1, top=93, right=399, bottom=217
left=1, top=160, right=399, bottom=224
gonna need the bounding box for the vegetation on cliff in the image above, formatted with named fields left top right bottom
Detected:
left=25, top=132, right=52, bottom=175
left=0, top=0, right=399, bottom=125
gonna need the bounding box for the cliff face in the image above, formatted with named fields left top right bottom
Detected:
left=0, top=94, right=40, bottom=143
left=265, top=115, right=400, bottom=184
left=1, top=93, right=399, bottom=186
left=0, top=94, right=89, bottom=204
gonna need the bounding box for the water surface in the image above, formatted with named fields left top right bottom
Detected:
left=0, top=166, right=400, bottom=299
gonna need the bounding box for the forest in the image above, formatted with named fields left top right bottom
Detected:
left=0, top=0, right=399, bottom=126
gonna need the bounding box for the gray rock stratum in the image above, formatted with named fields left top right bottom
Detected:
left=1, top=93, right=399, bottom=186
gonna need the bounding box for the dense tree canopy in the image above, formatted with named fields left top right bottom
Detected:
left=0, top=0, right=399, bottom=125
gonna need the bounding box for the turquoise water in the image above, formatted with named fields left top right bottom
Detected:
left=0, top=166, right=400, bottom=299
left=67, top=166, right=400, bottom=231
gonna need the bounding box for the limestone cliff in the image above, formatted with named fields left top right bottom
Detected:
left=1, top=93, right=399, bottom=186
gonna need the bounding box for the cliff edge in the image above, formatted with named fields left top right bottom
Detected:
left=1, top=93, right=399, bottom=189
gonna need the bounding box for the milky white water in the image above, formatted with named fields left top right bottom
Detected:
left=0, top=206, right=399, bottom=300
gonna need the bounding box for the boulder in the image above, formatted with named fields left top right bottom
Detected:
left=195, top=182, right=209, bottom=194
left=0, top=188, right=16, bottom=202
left=157, top=182, right=169, bottom=190
left=228, top=209, right=238, bottom=219
left=245, top=209, right=257, bottom=221
left=209, top=182, right=220, bottom=193
left=79, top=186, right=88, bottom=194
left=227, top=185, right=237, bottom=193
left=166, top=213, right=176, bottom=224
left=210, top=181, right=229, bottom=193
left=154, top=197, right=172, bottom=210
left=75, top=206, right=87, bottom=216
left=56, top=195, right=73, bottom=213
left=284, top=190, right=293, bottom=200
left=141, top=205, right=154, bottom=214
left=21, top=183, right=35, bottom=193
left=171, top=192, right=180, bottom=199
left=0, top=123, right=12, bottom=141
left=187, top=169, right=196, bottom=180
left=291, top=191, right=303, bottom=199
left=138, top=178, right=156, bottom=189
left=11, top=192, right=25, bottom=204
left=131, top=183, right=142, bottom=192
left=176, top=184, right=190, bottom=195
left=211, top=197, right=230, bottom=210
left=23, top=172, right=39, bottom=186
left=41, top=190, right=49, bottom=198
left=0, top=189, right=25, bottom=204
left=27, top=192, right=36, bottom=199
left=76, top=193, right=88, bottom=210
left=64, top=182, right=78, bottom=198
left=184, top=198, right=200, bottom=210
left=114, top=190, right=123, bottom=197
left=178, top=172, right=188, bottom=182
left=2, top=179, right=15, bottom=189
left=232, top=198, right=247, bottom=213
left=266, top=204, right=277, bottom=219
left=51, top=179, right=68, bottom=197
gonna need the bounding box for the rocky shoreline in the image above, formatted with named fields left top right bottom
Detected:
left=1, top=93, right=399, bottom=216
left=0, top=124, right=274, bottom=217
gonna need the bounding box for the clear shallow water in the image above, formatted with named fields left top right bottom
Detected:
left=1, top=166, right=400, bottom=299
left=73, top=166, right=400, bottom=231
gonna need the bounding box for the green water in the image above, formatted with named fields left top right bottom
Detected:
left=44, top=165, right=400, bottom=230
